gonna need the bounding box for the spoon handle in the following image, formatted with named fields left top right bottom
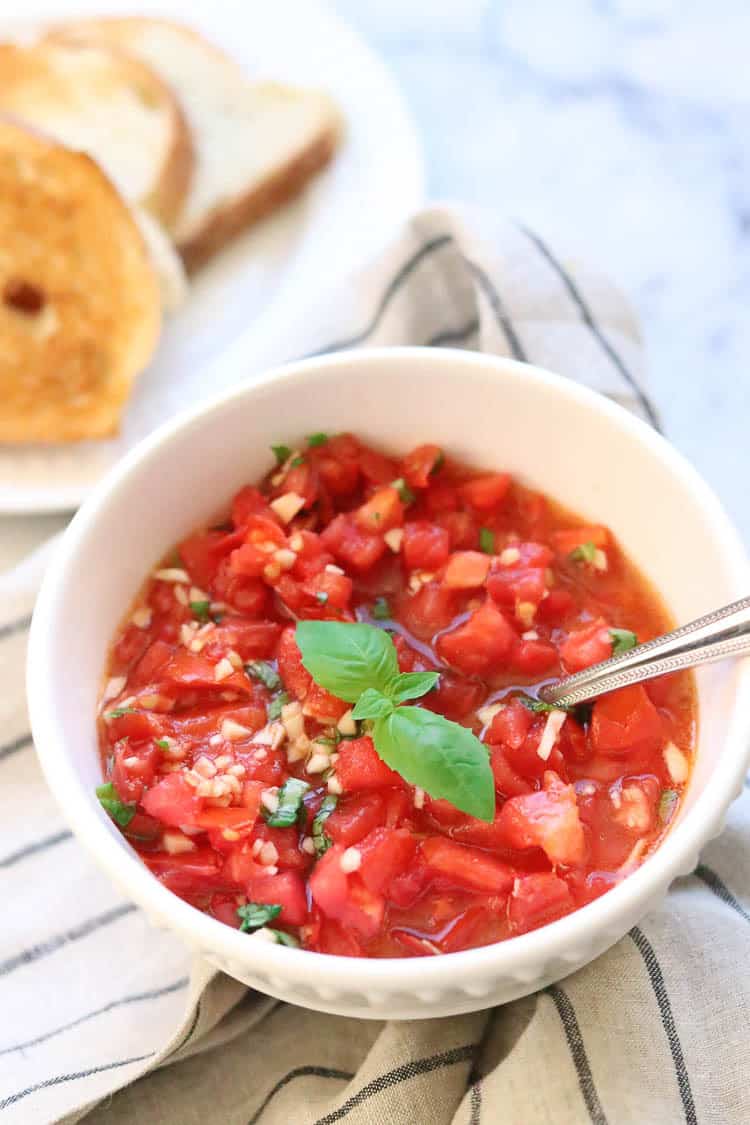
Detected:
left=538, top=595, right=750, bottom=708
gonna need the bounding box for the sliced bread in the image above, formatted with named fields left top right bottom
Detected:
left=0, top=40, right=192, bottom=227
left=0, top=118, right=162, bottom=443
left=51, top=18, right=343, bottom=269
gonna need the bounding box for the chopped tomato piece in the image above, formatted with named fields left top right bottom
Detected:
left=420, top=837, right=515, bottom=895
left=335, top=737, right=403, bottom=791
left=327, top=792, right=386, bottom=846
left=399, top=581, right=460, bottom=640
left=401, top=443, right=444, bottom=488
left=402, top=522, right=451, bottom=571
left=508, top=873, right=575, bottom=934
left=309, top=844, right=385, bottom=938
left=358, top=827, right=418, bottom=894
left=498, top=773, right=586, bottom=865
left=590, top=685, right=663, bottom=755
left=248, top=870, right=309, bottom=926
left=437, top=600, right=516, bottom=675
left=489, top=746, right=534, bottom=797
left=552, top=525, right=610, bottom=556
left=460, top=473, right=511, bottom=511
left=356, top=487, right=404, bottom=534
left=559, top=619, right=613, bottom=672
left=179, top=529, right=243, bottom=589
left=231, top=486, right=274, bottom=528
left=443, top=551, right=491, bottom=589
left=320, top=514, right=386, bottom=572
left=142, top=774, right=203, bottom=828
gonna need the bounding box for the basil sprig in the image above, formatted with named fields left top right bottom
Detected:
left=264, top=778, right=310, bottom=827
left=610, top=628, right=638, bottom=656
left=237, top=903, right=282, bottom=932
left=296, top=622, right=495, bottom=821
left=246, top=660, right=281, bottom=691
left=312, top=795, right=338, bottom=856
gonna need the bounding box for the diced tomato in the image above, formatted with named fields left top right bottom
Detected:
left=359, top=447, right=399, bottom=485
left=358, top=827, right=418, bottom=894
left=356, top=487, right=404, bottom=534
left=560, top=619, right=613, bottom=672
left=536, top=588, right=576, bottom=623
left=424, top=671, right=485, bottom=721
left=334, top=737, right=403, bottom=791
left=212, top=562, right=270, bottom=617
left=231, top=486, right=274, bottom=528
left=210, top=893, right=243, bottom=928
left=302, top=567, right=353, bottom=610
left=142, top=774, right=203, bottom=828
left=402, top=522, right=451, bottom=571
left=437, top=510, right=478, bottom=549
left=309, top=844, right=385, bottom=938
left=131, top=639, right=172, bottom=687
left=320, top=514, right=386, bottom=573
left=437, top=600, right=516, bottom=675
left=303, top=683, right=350, bottom=723
left=179, top=529, right=244, bottom=589
left=274, top=461, right=318, bottom=508
left=508, top=872, right=575, bottom=934
left=487, top=698, right=535, bottom=749
left=112, top=741, right=159, bottom=804
left=489, top=746, right=534, bottom=797
left=513, top=638, right=559, bottom=675
left=401, top=443, right=444, bottom=488
left=498, top=773, right=586, bottom=865
left=208, top=619, right=281, bottom=660
left=590, top=685, right=663, bottom=755
left=248, top=870, right=308, bottom=926
left=460, top=473, right=511, bottom=511
left=552, top=525, right=610, bottom=557
left=420, top=837, right=515, bottom=895
left=327, top=791, right=386, bottom=846
left=145, top=849, right=221, bottom=894
left=443, top=551, right=491, bottom=589
left=277, top=626, right=312, bottom=699
left=399, top=581, right=460, bottom=640
left=194, top=806, right=258, bottom=833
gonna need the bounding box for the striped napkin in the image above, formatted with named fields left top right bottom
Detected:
left=3, top=206, right=748, bottom=1125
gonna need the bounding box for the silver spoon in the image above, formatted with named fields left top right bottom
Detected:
left=538, top=596, right=750, bottom=709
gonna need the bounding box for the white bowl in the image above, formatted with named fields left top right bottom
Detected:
left=28, top=347, right=750, bottom=1019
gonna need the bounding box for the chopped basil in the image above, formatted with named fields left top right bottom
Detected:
left=105, top=707, right=136, bottom=719
left=237, top=902, right=282, bottom=932
left=307, top=432, right=328, bottom=447
left=264, top=777, right=310, bottom=827
left=290, top=455, right=305, bottom=467
left=271, top=444, right=291, bottom=464
left=155, top=738, right=171, bottom=750
left=479, top=527, right=495, bottom=554
left=569, top=541, right=596, bottom=564
left=269, top=929, right=300, bottom=947
left=431, top=449, right=445, bottom=474
left=190, top=599, right=211, bottom=622
left=312, top=794, right=338, bottom=856
left=610, top=628, right=638, bottom=657
left=96, top=782, right=136, bottom=827
left=372, top=596, right=391, bottom=621
left=267, top=692, right=290, bottom=721
left=246, top=660, right=281, bottom=692
left=316, top=591, right=329, bottom=605
left=521, top=697, right=574, bottom=714
left=658, top=788, right=679, bottom=824
left=390, top=477, right=415, bottom=505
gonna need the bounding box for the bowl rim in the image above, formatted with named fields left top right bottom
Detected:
left=28, top=345, right=750, bottom=994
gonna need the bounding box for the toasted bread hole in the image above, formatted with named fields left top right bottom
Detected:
left=3, top=279, right=45, bottom=316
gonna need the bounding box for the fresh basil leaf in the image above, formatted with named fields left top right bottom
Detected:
left=610, top=628, right=638, bottom=656
left=373, top=708, right=495, bottom=821
left=264, top=777, right=310, bottom=827
left=658, top=788, right=679, bottom=825
left=155, top=738, right=171, bottom=750
left=390, top=477, right=415, bottom=504
left=307, top=432, right=328, bottom=447
left=269, top=929, right=300, bottom=947
left=271, top=444, right=291, bottom=464
left=190, top=600, right=211, bottom=622
left=237, top=902, right=282, bottom=932
left=371, top=596, right=391, bottom=621
left=479, top=527, right=495, bottom=554
left=95, top=782, right=136, bottom=828
left=267, top=692, right=290, bottom=721
left=296, top=621, right=399, bottom=702
left=105, top=707, right=136, bottom=719
left=246, top=660, right=281, bottom=691
left=569, top=541, right=596, bottom=564
left=389, top=670, right=439, bottom=705
left=352, top=688, right=394, bottom=721
left=290, top=456, right=305, bottom=467
left=312, top=795, right=337, bottom=856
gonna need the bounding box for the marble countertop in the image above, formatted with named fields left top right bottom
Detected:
left=336, top=0, right=750, bottom=544
left=2, top=0, right=747, bottom=571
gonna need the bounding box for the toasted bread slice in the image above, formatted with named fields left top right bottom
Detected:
left=0, top=40, right=192, bottom=226
left=50, top=18, right=342, bottom=269
left=0, top=118, right=162, bottom=443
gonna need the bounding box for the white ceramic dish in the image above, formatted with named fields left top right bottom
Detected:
left=28, top=347, right=750, bottom=1019
left=0, top=0, right=424, bottom=514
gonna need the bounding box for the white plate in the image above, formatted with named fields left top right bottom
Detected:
left=0, top=0, right=424, bottom=514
